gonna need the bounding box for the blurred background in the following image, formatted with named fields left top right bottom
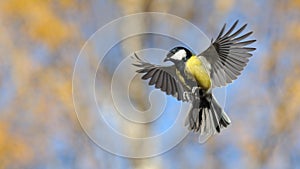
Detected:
left=1, top=0, right=300, bottom=169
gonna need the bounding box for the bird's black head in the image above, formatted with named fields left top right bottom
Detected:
left=164, top=46, right=193, bottom=63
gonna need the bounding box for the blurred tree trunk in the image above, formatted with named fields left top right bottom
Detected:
left=117, top=1, right=162, bottom=169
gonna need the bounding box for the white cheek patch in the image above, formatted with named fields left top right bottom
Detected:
left=171, top=50, right=186, bottom=60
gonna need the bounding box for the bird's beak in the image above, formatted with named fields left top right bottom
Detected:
left=163, top=57, right=170, bottom=62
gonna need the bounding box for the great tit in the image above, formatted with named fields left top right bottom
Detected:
left=133, top=20, right=256, bottom=143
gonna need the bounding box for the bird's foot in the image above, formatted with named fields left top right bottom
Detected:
left=183, top=91, right=193, bottom=101
left=191, top=87, right=201, bottom=99
left=192, top=87, right=200, bottom=94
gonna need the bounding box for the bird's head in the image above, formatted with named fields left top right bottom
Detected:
left=164, top=46, right=193, bottom=63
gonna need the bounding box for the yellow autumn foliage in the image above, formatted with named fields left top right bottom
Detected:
left=1, top=0, right=74, bottom=50
left=0, top=123, right=33, bottom=169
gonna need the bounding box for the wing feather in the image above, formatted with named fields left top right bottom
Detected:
left=133, top=54, right=190, bottom=102
left=199, top=20, right=256, bottom=87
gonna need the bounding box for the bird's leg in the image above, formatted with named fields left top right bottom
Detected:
left=183, top=91, right=193, bottom=101
left=192, top=86, right=200, bottom=93
left=183, top=91, right=190, bottom=101
left=191, top=87, right=201, bottom=99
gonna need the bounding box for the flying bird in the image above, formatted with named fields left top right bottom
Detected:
left=133, top=20, right=256, bottom=143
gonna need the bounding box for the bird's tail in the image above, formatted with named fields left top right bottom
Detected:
left=185, top=92, right=231, bottom=143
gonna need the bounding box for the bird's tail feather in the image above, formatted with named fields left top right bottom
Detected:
left=185, top=93, right=231, bottom=143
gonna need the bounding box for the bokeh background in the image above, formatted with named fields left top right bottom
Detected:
left=1, top=0, right=300, bottom=169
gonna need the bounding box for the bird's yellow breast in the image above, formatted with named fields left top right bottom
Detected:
left=185, top=56, right=211, bottom=90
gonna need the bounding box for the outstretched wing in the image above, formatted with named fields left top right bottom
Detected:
left=132, top=54, right=190, bottom=102
left=199, top=20, right=256, bottom=87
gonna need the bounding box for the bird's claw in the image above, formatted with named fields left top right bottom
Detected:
left=192, top=87, right=201, bottom=99
left=192, top=87, right=199, bottom=94
left=183, top=87, right=203, bottom=101
left=183, top=91, right=192, bottom=101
